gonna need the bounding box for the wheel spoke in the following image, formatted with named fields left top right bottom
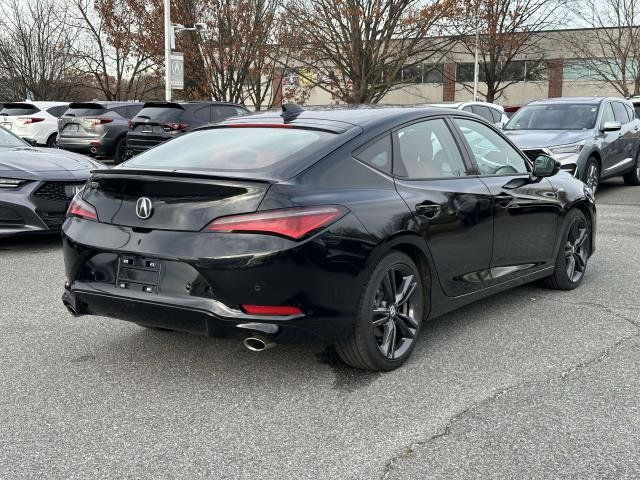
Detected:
left=397, top=311, right=418, bottom=329
left=574, top=251, right=587, bottom=271
left=574, top=227, right=588, bottom=248
left=382, top=271, right=395, bottom=303
left=380, top=320, right=396, bottom=359
left=394, top=316, right=415, bottom=339
left=566, top=255, right=576, bottom=280
left=372, top=307, right=390, bottom=327
left=396, top=274, right=417, bottom=305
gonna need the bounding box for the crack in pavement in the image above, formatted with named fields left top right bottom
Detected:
left=380, top=305, right=640, bottom=479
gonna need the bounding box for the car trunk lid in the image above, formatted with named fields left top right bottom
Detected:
left=59, top=102, right=108, bottom=137
left=82, top=170, right=271, bottom=231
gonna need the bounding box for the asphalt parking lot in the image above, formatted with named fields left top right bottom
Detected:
left=1, top=178, right=639, bottom=479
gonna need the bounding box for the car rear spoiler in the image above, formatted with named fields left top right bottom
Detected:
left=142, top=101, right=185, bottom=109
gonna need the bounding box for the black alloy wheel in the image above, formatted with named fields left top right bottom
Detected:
left=336, top=251, right=425, bottom=371
left=113, top=137, right=128, bottom=164
left=584, top=157, right=600, bottom=192
left=541, top=209, right=590, bottom=290
left=46, top=133, right=58, bottom=148
left=623, top=152, right=640, bottom=186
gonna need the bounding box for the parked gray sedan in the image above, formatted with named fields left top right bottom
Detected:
left=503, top=97, right=640, bottom=191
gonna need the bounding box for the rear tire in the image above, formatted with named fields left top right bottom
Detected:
left=623, top=152, right=640, bottom=186
left=45, top=132, right=58, bottom=148
left=541, top=209, right=591, bottom=291
left=335, top=251, right=425, bottom=371
left=113, top=137, right=128, bottom=164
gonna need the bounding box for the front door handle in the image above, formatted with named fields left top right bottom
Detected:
left=416, top=204, right=441, bottom=219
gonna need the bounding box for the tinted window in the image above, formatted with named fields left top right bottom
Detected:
left=454, top=118, right=528, bottom=175
left=0, top=104, right=39, bottom=116
left=134, top=106, right=184, bottom=122
left=489, top=108, right=502, bottom=123
left=46, top=106, right=66, bottom=117
left=636, top=106, right=640, bottom=119
left=64, top=107, right=105, bottom=117
left=193, top=107, right=211, bottom=122
left=461, top=105, right=473, bottom=113
left=110, top=106, right=129, bottom=118
left=471, top=105, right=493, bottom=122
left=505, top=104, right=599, bottom=130
left=354, top=135, right=392, bottom=174
left=212, top=106, right=244, bottom=122
left=612, top=102, right=630, bottom=123
left=123, top=127, right=336, bottom=175
left=394, top=119, right=467, bottom=179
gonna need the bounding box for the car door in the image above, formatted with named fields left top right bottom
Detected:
left=607, top=101, right=636, bottom=176
left=451, top=117, right=562, bottom=278
left=598, top=101, right=625, bottom=174
left=392, top=117, right=494, bottom=296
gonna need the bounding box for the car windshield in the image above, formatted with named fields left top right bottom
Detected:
left=122, top=127, right=336, bottom=176
left=0, top=126, right=27, bottom=147
left=504, top=104, right=599, bottom=131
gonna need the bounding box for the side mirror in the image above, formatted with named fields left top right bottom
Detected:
left=602, top=121, right=622, bottom=132
left=532, top=154, right=560, bottom=177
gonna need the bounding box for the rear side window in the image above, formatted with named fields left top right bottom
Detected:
left=46, top=106, right=66, bottom=117
left=212, top=106, right=245, bottom=122
left=123, top=127, right=336, bottom=175
left=625, top=104, right=636, bottom=120
left=489, top=108, right=502, bottom=123
left=1, top=104, right=39, bottom=116
left=109, top=106, right=129, bottom=118
left=612, top=102, right=630, bottom=123
left=193, top=107, right=211, bottom=122
left=126, top=105, right=143, bottom=118
left=354, top=135, right=392, bottom=174
left=135, top=106, right=184, bottom=121
left=471, top=105, right=494, bottom=123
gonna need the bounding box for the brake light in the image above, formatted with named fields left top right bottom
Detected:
left=241, top=305, right=303, bottom=316
left=67, top=197, right=98, bottom=221
left=20, top=117, right=45, bottom=124
left=162, top=122, right=189, bottom=131
left=87, top=117, right=113, bottom=126
left=204, top=206, right=347, bottom=240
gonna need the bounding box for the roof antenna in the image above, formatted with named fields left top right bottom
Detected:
left=281, top=103, right=304, bottom=122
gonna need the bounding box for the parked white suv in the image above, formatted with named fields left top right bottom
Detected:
left=0, top=101, right=69, bottom=147
left=419, top=101, right=509, bottom=128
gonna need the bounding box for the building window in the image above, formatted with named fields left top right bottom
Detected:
left=402, top=64, right=423, bottom=83
left=563, top=59, right=624, bottom=81
left=423, top=64, right=443, bottom=83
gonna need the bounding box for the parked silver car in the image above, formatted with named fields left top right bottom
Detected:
left=503, top=97, right=640, bottom=191
left=420, top=101, right=509, bottom=128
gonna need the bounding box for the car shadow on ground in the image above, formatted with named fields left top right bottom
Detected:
left=0, top=233, right=61, bottom=251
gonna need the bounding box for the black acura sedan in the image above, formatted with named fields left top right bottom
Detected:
left=0, top=125, right=102, bottom=236
left=61, top=105, right=596, bottom=371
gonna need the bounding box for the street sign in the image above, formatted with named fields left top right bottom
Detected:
left=170, top=52, right=184, bottom=90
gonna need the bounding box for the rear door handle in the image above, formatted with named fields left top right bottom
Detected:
left=416, top=204, right=441, bottom=219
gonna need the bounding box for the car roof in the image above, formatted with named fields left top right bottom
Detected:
left=141, top=101, right=247, bottom=109
left=221, top=105, right=479, bottom=131
left=67, top=101, right=143, bottom=109
left=6, top=101, right=69, bottom=109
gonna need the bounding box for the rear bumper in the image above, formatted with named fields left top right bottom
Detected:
left=61, top=214, right=375, bottom=343
left=58, top=137, right=113, bottom=157
left=125, top=133, right=172, bottom=155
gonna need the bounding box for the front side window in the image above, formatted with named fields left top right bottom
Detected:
left=454, top=118, right=528, bottom=175
left=394, top=119, right=467, bottom=179
left=600, top=103, right=615, bottom=126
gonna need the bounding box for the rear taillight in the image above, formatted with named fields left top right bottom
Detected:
left=241, top=305, right=303, bottom=316
left=87, top=117, right=113, bottom=126
left=57, top=118, right=63, bottom=126
left=204, top=206, right=347, bottom=240
left=67, top=196, right=98, bottom=221
left=20, top=117, right=44, bottom=124
left=162, top=122, right=189, bottom=131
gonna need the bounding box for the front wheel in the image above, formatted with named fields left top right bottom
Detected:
left=623, top=152, right=640, bottom=186
left=541, top=209, right=591, bottom=290
left=335, top=251, right=425, bottom=371
left=583, top=157, right=600, bottom=192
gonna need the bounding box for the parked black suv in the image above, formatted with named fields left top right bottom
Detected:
left=126, top=101, right=248, bottom=155
left=58, top=102, right=144, bottom=163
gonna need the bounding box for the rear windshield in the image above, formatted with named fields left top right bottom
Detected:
left=122, top=127, right=337, bottom=177
left=63, top=103, right=106, bottom=117
left=1, top=105, right=39, bottom=116
left=134, top=106, right=184, bottom=121
left=505, top=104, right=599, bottom=130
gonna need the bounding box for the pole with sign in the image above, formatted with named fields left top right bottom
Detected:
left=170, top=52, right=184, bottom=90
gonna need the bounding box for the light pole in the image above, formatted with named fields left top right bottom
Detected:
left=164, top=0, right=171, bottom=101
left=472, top=1, right=480, bottom=102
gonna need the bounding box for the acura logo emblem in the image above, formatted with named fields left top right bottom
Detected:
left=136, top=197, right=153, bottom=219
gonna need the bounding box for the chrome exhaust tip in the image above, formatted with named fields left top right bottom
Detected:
left=243, top=335, right=276, bottom=352
left=90, top=147, right=97, bottom=154
left=63, top=301, right=79, bottom=317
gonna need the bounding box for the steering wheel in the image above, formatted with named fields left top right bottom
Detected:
left=495, top=165, right=519, bottom=175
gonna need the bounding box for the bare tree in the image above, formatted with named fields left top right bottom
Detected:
left=565, top=0, right=640, bottom=97
left=0, top=0, right=79, bottom=100
left=71, top=0, right=160, bottom=101
left=456, top=0, right=563, bottom=103
left=280, top=0, right=458, bottom=104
